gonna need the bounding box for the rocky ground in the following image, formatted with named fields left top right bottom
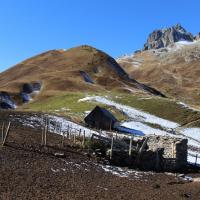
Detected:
left=0, top=117, right=200, bottom=200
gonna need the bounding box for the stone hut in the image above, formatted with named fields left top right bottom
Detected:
left=147, top=135, right=188, bottom=171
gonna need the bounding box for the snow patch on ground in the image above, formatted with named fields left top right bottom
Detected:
left=181, top=128, right=200, bottom=142
left=47, top=115, right=106, bottom=137
left=188, top=150, right=200, bottom=165
left=79, top=96, right=178, bottom=129
left=168, top=40, right=199, bottom=51
left=79, top=95, right=200, bottom=165
left=116, top=54, right=143, bottom=68
left=122, top=121, right=169, bottom=136
left=14, top=114, right=105, bottom=138
left=98, top=164, right=153, bottom=179
left=176, top=40, right=196, bottom=46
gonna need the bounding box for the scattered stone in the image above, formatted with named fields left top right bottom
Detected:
left=152, top=184, right=160, bottom=189
left=54, top=152, right=66, bottom=158
left=0, top=91, right=16, bottom=109
left=177, top=174, right=193, bottom=183
left=183, top=192, right=192, bottom=198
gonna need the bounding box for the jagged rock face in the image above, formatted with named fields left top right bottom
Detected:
left=195, top=33, right=200, bottom=40
left=143, top=24, right=194, bottom=50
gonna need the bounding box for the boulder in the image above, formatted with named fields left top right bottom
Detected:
left=0, top=92, right=16, bottom=109
left=22, top=83, right=34, bottom=94
left=20, top=92, right=31, bottom=103
left=22, top=81, right=42, bottom=94
left=32, top=81, right=42, bottom=91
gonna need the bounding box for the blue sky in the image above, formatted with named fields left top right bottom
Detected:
left=0, top=0, right=200, bottom=72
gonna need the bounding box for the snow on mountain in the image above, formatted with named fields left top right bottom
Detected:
left=116, top=54, right=143, bottom=68
left=166, top=40, right=200, bottom=52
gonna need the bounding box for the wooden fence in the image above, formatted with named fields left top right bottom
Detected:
left=0, top=117, right=145, bottom=161
left=1, top=117, right=196, bottom=168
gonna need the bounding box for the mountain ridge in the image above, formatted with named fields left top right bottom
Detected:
left=143, top=24, right=198, bottom=50
left=0, top=45, right=165, bottom=109
left=117, top=28, right=200, bottom=107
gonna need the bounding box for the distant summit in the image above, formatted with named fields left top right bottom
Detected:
left=143, top=24, right=194, bottom=50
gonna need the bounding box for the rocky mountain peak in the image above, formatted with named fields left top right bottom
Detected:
left=143, top=24, right=194, bottom=50
left=194, top=32, right=200, bottom=40
left=173, top=23, right=187, bottom=33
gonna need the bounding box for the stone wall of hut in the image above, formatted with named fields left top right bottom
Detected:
left=147, top=135, right=188, bottom=171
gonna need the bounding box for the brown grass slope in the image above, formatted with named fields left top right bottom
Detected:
left=0, top=45, right=165, bottom=103
left=118, top=41, right=200, bottom=107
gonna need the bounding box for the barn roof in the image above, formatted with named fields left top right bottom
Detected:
left=85, top=106, right=118, bottom=122
left=98, top=106, right=118, bottom=122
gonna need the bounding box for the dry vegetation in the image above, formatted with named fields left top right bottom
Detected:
left=0, top=45, right=139, bottom=99
left=118, top=42, right=200, bottom=107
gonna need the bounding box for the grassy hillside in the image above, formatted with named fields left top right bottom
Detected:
left=21, top=92, right=128, bottom=123
left=1, top=44, right=200, bottom=128
left=21, top=91, right=200, bottom=128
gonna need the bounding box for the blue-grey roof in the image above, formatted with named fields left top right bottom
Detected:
left=98, top=106, right=118, bottom=122
left=115, top=126, right=145, bottom=136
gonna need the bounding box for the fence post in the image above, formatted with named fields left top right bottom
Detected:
left=67, top=125, right=69, bottom=139
left=82, top=130, right=85, bottom=147
left=60, top=123, right=65, bottom=147
left=109, top=120, right=112, bottom=131
left=1, top=122, right=4, bottom=143
left=136, top=137, right=149, bottom=165
left=73, top=132, right=76, bottom=144
left=195, top=154, right=198, bottom=166
left=69, top=125, right=72, bottom=140
left=44, top=118, right=47, bottom=146
left=56, top=121, right=59, bottom=133
left=79, top=129, right=81, bottom=138
left=41, top=126, right=44, bottom=145
left=62, top=132, right=65, bottom=147
left=48, top=118, right=50, bottom=132
left=110, top=136, right=114, bottom=160
left=2, top=122, right=11, bottom=146
left=129, top=136, right=133, bottom=157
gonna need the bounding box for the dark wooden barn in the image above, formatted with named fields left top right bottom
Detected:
left=84, top=106, right=118, bottom=130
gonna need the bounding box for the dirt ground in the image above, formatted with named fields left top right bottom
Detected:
left=0, top=114, right=200, bottom=200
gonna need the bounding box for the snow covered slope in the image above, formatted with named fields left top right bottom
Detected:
left=79, top=96, right=200, bottom=165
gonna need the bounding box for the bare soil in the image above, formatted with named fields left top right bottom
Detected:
left=0, top=119, right=200, bottom=200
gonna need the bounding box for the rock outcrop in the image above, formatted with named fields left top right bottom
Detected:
left=195, top=33, right=200, bottom=41
left=0, top=92, right=16, bottom=109
left=20, top=81, right=42, bottom=103
left=143, top=24, right=194, bottom=50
